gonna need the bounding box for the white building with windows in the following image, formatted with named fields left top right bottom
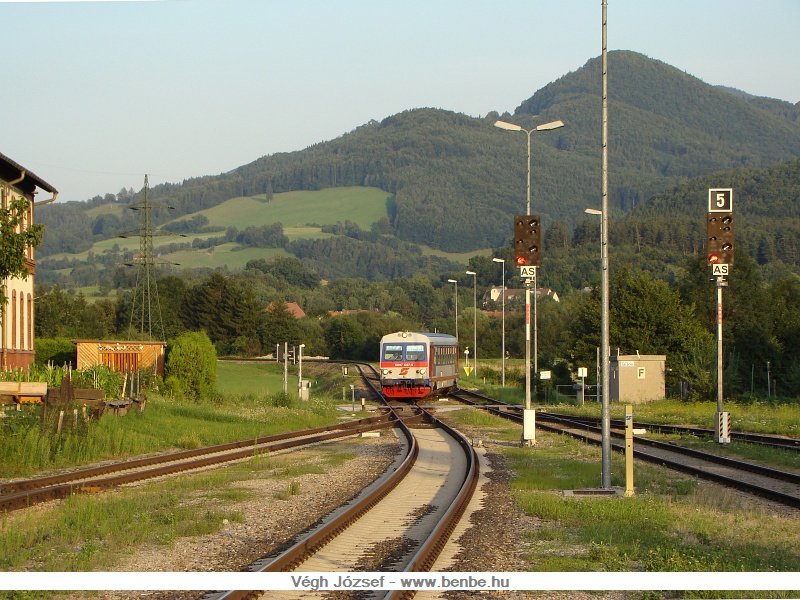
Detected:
left=1, top=152, right=58, bottom=370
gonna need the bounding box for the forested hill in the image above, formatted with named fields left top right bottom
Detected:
left=38, top=50, right=800, bottom=256
left=616, top=157, right=800, bottom=268
left=516, top=51, right=800, bottom=208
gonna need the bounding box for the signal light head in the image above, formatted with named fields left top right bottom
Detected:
left=706, top=211, right=735, bottom=266
left=513, top=213, right=543, bottom=268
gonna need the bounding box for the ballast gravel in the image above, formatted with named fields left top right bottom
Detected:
left=62, top=422, right=630, bottom=600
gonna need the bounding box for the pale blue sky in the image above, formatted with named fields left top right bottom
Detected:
left=5, top=0, right=799, bottom=202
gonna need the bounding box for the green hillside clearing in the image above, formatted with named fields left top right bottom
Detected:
left=173, top=186, right=390, bottom=230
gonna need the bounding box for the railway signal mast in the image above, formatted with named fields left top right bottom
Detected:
left=514, top=214, right=542, bottom=446
left=706, top=188, right=734, bottom=443
left=496, top=117, right=564, bottom=447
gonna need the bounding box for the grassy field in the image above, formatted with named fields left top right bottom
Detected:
left=159, top=243, right=289, bottom=270
left=446, top=408, right=800, bottom=592
left=0, top=361, right=336, bottom=479
left=542, top=397, right=800, bottom=437
left=43, top=187, right=389, bottom=268
left=1, top=361, right=798, bottom=595
left=43, top=186, right=492, bottom=272
left=179, top=186, right=390, bottom=230
left=0, top=444, right=357, bottom=574
left=216, top=359, right=289, bottom=396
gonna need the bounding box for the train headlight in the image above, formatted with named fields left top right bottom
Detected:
left=382, top=369, right=390, bottom=375
left=417, top=368, right=427, bottom=375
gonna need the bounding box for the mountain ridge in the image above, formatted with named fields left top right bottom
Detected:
left=37, top=50, right=800, bottom=265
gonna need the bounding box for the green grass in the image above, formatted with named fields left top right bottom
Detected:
left=42, top=186, right=497, bottom=273
left=418, top=243, right=493, bottom=264
left=172, top=186, right=390, bottom=230
left=546, top=398, right=800, bottom=437
left=216, top=359, right=288, bottom=396
left=44, top=186, right=388, bottom=265
left=0, top=361, right=339, bottom=478
left=160, top=243, right=289, bottom=270
left=447, top=407, right=800, bottom=582
left=0, top=447, right=351, bottom=573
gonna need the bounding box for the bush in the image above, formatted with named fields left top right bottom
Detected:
left=165, top=331, right=217, bottom=402
left=34, top=338, right=76, bottom=366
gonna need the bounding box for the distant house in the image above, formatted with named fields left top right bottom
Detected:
left=482, top=286, right=559, bottom=306
left=483, top=286, right=522, bottom=305
left=326, top=309, right=376, bottom=318
left=1, top=152, right=58, bottom=370
left=266, top=301, right=306, bottom=319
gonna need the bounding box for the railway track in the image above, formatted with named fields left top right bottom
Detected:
left=447, top=388, right=800, bottom=509
left=203, top=364, right=480, bottom=600
left=0, top=414, right=397, bottom=513
left=537, top=410, right=800, bottom=452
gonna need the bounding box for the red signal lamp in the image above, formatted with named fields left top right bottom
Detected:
left=515, top=255, right=528, bottom=266
left=708, top=253, right=720, bottom=264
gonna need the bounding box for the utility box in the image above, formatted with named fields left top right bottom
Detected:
left=610, top=354, right=666, bottom=404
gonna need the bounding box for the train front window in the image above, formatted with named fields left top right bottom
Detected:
left=405, top=344, right=426, bottom=361
left=383, top=344, right=404, bottom=361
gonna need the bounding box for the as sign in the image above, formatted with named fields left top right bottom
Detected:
left=712, top=264, right=729, bottom=276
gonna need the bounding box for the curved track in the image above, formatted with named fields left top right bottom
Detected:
left=203, top=364, right=480, bottom=600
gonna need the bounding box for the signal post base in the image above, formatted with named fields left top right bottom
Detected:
left=714, top=411, right=731, bottom=444
left=522, top=409, right=536, bottom=446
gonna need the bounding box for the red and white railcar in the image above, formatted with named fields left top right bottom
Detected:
left=379, top=331, right=458, bottom=399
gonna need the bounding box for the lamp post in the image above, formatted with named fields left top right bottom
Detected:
left=599, top=0, right=612, bottom=489
left=492, top=258, right=506, bottom=387
left=447, top=278, right=459, bottom=341
left=465, top=270, right=477, bottom=378
left=585, top=207, right=611, bottom=489
left=494, top=118, right=564, bottom=412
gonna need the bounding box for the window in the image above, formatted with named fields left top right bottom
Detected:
left=405, top=344, right=426, bottom=361
left=27, top=294, right=33, bottom=350
left=383, top=344, right=404, bottom=361
left=19, top=293, right=24, bottom=349
left=11, top=291, right=16, bottom=349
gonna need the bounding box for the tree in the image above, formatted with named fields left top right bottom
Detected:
left=260, top=300, right=301, bottom=351
left=164, top=331, right=217, bottom=402
left=323, top=316, right=366, bottom=359
left=569, top=266, right=714, bottom=396
left=1, top=196, right=43, bottom=310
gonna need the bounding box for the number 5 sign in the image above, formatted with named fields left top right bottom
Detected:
left=709, top=188, right=733, bottom=213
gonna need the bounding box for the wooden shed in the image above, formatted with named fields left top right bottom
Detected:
left=74, top=340, right=165, bottom=376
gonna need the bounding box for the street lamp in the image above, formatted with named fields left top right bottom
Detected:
left=492, top=258, right=506, bottom=387
left=495, top=118, right=564, bottom=414
left=585, top=207, right=611, bottom=488
left=447, top=279, right=459, bottom=341
left=465, top=270, right=477, bottom=378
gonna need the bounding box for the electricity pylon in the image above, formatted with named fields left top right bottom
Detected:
left=127, top=175, right=166, bottom=340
